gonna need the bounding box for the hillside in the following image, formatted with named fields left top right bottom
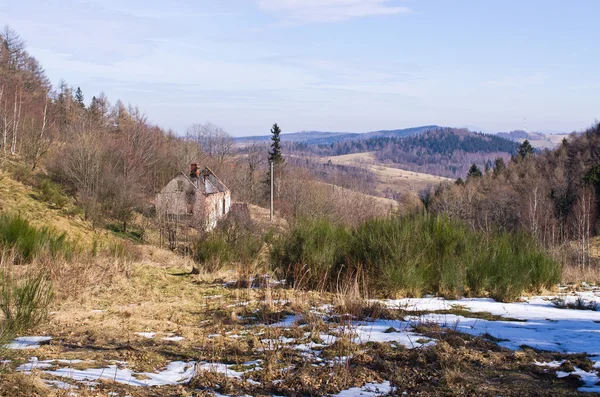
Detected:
left=323, top=152, right=452, bottom=196
left=235, top=125, right=438, bottom=146
left=291, top=128, right=518, bottom=179
left=496, top=130, right=571, bottom=149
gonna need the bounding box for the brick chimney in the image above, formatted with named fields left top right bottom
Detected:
left=190, top=163, right=200, bottom=177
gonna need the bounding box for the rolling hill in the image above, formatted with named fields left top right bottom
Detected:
left=496, top=130, right=570, bottom=149
left=235, top=125, right=439, bottom=146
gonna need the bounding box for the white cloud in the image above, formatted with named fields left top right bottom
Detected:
left=256, top=0, right=410, bottom=23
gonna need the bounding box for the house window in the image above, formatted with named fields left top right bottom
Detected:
left=223, top=198, right=226, bottom=215
left=177, top=180, right=184, bottom=191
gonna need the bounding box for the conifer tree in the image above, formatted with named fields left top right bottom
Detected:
left=266, top=123, right=285, bottom=200
left=493, top=157, right=506, bottom=176
left=268, top=123, right=283, bottom=165
left=75, top=86, right=85, bottom=108
left=516, top=139, right=534, bottom=160
left=466, top=163, right=482, bottom=180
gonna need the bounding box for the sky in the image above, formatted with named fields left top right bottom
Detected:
left=0, top=0, right=598, bottom=136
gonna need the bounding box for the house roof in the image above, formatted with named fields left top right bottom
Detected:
left=184, top=166, right=229, bottom=195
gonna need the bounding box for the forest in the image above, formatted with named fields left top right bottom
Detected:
left=429, top=128, right=600, bottom=269
left=287, top=127, right=520, bottom=178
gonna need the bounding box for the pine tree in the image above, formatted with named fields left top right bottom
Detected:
left=516, top=139, right=534, bottom=160
left=493, top=157, right=506, bottom=176
left=266, top=123, right=285, bottom=200
left=268, top=123, right=283, bottom=164
left=467, top=163, right=482, bottom=180
left=75, top=86, right=85, bottom=108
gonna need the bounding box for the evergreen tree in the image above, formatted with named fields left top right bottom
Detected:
left=516, top=139, right=534, bottom=160
left=268, top=123, right=283, bottom=164
left=493, top=157, right=506, bottom=176
left=466, top=163, right=482, bottom=180
left=75, top=86, right=85, bottom=108
left=266, top=123, right=285, bottom=200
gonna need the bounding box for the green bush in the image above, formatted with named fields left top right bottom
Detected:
left=271, top=214, right=561, bottom=301
left=39, top=179, right=69, bottom=209
left=0, top=270, right=53, bottom=355
left=192, top=210, right=266, bottom=272
left=0, top=213, right=74, bottom=262
left=2, top=162, right=37, bottom=186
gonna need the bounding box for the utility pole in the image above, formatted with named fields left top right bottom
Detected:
left=270, top=160, right=274, bottom=221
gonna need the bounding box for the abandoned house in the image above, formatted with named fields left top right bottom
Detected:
left=156, top=164, right=231, bottom=231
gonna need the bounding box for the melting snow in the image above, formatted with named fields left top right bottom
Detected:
left=19, top=361, right=196, bottom=387
left=134, top=332, right=156, bottom=339
left=162, top=335, right=184, bottom=342
left=557, top=367, right=600, bottom=393
left=377, top=293, right=600, bottom=355
left=6, top=336, right=52, bottom=349
left=333, top=380, right=392, bottom=397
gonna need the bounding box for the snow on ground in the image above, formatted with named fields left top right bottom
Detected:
left=377, top=292, right=600, bottom=356
left=162, top=335, right=184, bottom=342
left=17, top=360, right=196, bottom=387
left=11, top=288, right=600, bottom=393
left=557, top=368, right=600, bottom=393
left=332, top=381, right=392, bottom=397
left=5, top=336, right=52, bottom=349
left=378, top=290, right=600, bottom=394
left=134, top=332, right=156, bottom=339
left=346, top=320, right=435, bottom=348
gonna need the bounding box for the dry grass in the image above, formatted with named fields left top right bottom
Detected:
left=0, top=168, right=115, bottom=248
left=0, top=252, right=594, bottom=396
left=562, top=265, right=600, bottom=285
left=324, top=152, right=453, bottom=194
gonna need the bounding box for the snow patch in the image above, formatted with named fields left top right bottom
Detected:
left=37, top=361, right=196, bottom=387
left=134, top=332, right=156, bottom=339
left=6, top=336, right=52, bottom=349
left=333, top=380, right=392, bottom=397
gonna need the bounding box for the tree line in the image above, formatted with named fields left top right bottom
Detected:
left=0, top=27, right=392, bottom=234
left=429, top=128, right=600, bottom=268
left=286, top=128, right=519, bottom=178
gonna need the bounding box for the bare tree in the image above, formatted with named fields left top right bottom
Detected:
left=246, top=142, right=266, bottom=203
left=23, top=95, right=55, bottom=170
left=186, top=122, right=233, bottom=164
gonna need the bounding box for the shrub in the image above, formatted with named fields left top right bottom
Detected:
left=39, top=179, right=69, bottom=209
left=0, top=265, right=53, bottom=355
left=271, top=214, right=561, bottom=301
left=0, top=213, right=74, bottom=263
left=2, top=162, right=37, bottom=186
left=192, top=210, right=266, bottom=273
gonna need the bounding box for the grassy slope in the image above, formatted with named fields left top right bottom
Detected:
left=0, top=169, right=112, bottom=248
left=324, top=152, right=453, bottom=194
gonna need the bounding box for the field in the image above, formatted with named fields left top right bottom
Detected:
left=1, top=167, right=600, bottom=397
left=3, top=256, right=600, bottom=396
left=323, top=152, right=453, bottom=194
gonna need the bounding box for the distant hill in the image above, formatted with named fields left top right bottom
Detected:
left=235, top=125, right=439, bottom=146
left=288, top=127, right=520, bottom=179
left=496, top=130, right=570, bottom=149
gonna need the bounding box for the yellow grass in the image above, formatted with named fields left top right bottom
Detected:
left=324, top=152, right=453, bottom=194
left=0, top=168, right=115, bottom=248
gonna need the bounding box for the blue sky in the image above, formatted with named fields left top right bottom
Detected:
left=1, top=0, right=598, bottom=136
